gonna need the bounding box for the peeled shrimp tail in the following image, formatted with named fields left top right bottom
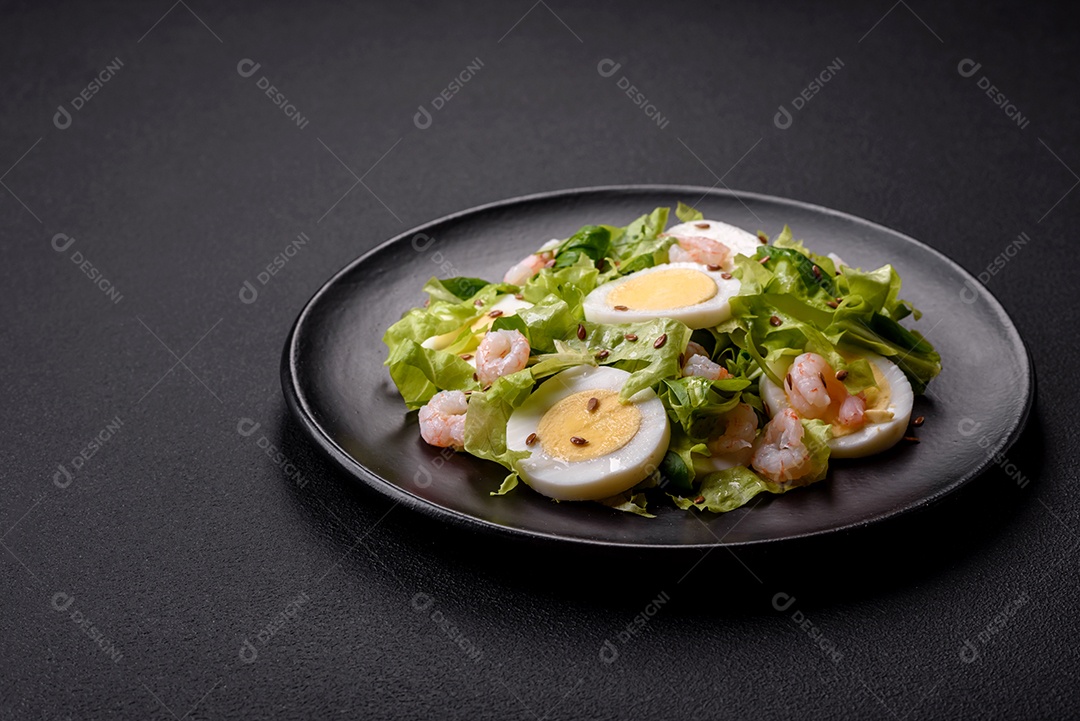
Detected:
left=708, top=402, right=758, bottom=461
left=751, top=409, right=815, bottom=483
left=668, top=235, right=733, bottom=268
left=475, top=329, right=530, bottom=386
left=418, top=390, right=469, bottom=449
left=503, top=252, right=552, bottom=286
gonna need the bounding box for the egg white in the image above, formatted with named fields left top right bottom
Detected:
left=759, top=354, right=914, bottom=458
left=506, top=365, right=670, bottom=501
left=581, top=262, right=741, bottom=329
left=666, top=219, right=762, bottom=266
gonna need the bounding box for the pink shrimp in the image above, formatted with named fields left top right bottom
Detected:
left=418, top=390, right=468, bottom=449
left=667, top=235, right=733, bottom=268
left=707, top=403, right=758, bottom=464
left=681, top=341, right=732, bottom=380
left=682, top=355, right=731, bottom=380
left=503, top=252, right=553, bottom=286
left=474, top=329, right=530, bottom=386
left=784, top=352, right=865, bottom=430
left=751, top=409, right=816, bottom=483
left=685, top=341, right=710, bottom=359
left=837, top=393, right=865, bottom=428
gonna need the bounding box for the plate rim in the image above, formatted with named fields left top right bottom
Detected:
left=280, top=184, right=1035, bottom=550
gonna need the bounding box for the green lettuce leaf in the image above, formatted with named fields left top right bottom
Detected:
left=599, top=492, right=655, bottom=518
left=384, top=339, right=479, bottom=410
left=675, top=201, right=704, bottom=223
left=423, top=276, right=504, bottom=303
left=521, top=254, right=608, bottom=316
left=542, top=317, right=692, bottom=401
left=658, top=427, right=708, bottom=491
left=659, top=375, right=752, bottom=440
left=799, top=418, right=832, bottom=485
left=728, top=241, right=941, bottom=394
left=670, top=466, right=773, bottom=513
left=463, top=368, right=535, bottom=492
left=670, top=418, right=831, bottom=513
left=553, top=225, right=614, bottom=269
left=610, top=206, right=675, bottom=274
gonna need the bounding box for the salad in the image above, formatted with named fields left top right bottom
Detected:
left=383, top=203, right=941, bottom=517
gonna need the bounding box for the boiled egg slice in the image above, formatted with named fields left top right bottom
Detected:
left=759, top=353, right=914, bottom=458
left=666, top=218, right=762, bottom=268
left=582, top=262, right=740, bottom=329
left=421, top=294, right=532, bottom=353
left=506, top=365, right=670, bottom=501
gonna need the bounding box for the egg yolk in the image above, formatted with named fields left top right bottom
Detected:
left=537, top=389, right=641, bottom=462
left=860, top=363, right=893, bottom=425
left=831, top=362, right=893, bottom=436
left=606, top=268, right=717, bottom=311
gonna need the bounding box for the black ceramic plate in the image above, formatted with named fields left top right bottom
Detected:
left=281, top=186, right=1033, bottom=549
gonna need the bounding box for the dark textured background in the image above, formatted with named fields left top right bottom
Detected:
left=2, top=1, right=1077, bottom=718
